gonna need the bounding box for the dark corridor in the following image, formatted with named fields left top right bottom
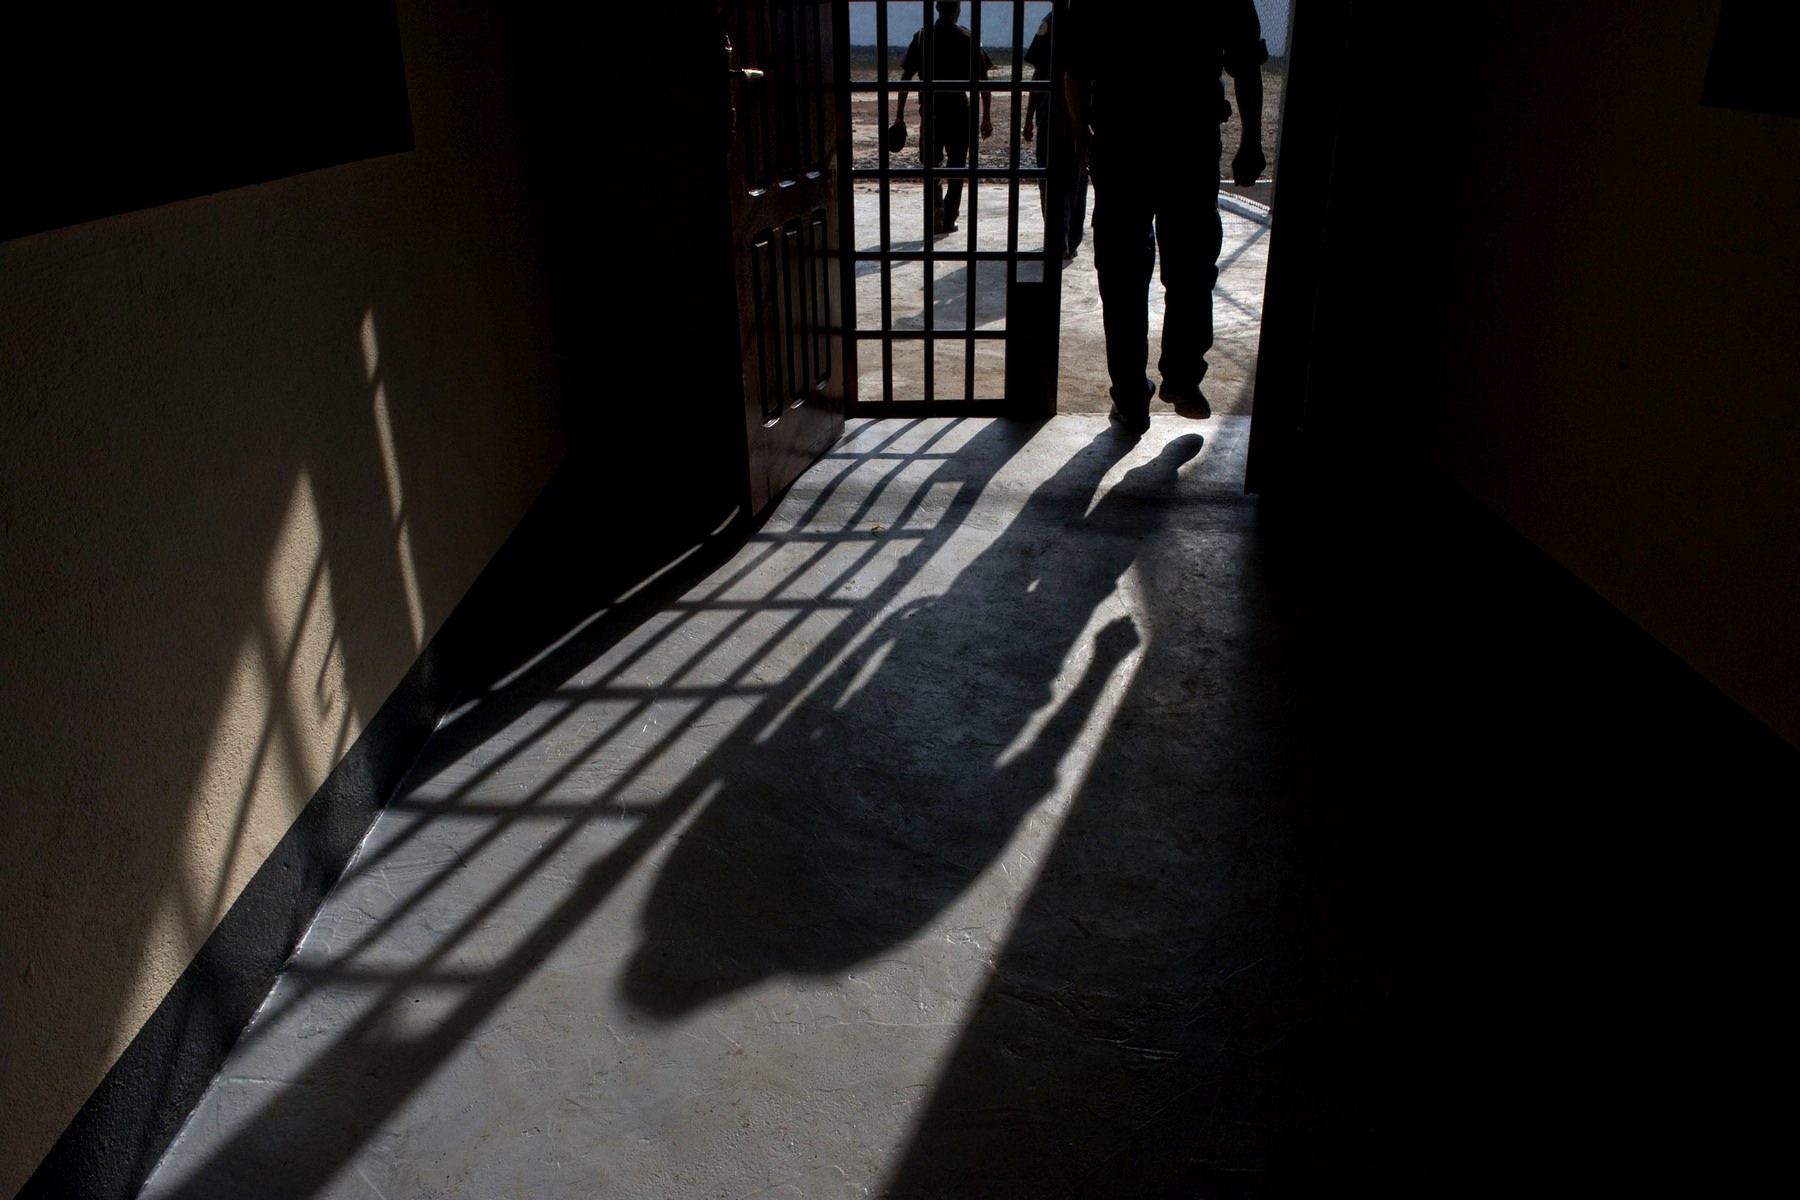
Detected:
left=133, top=416, right=1796, bottom=1197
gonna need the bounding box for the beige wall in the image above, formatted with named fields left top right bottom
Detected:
left=0, top=5, right=571, bottom=1192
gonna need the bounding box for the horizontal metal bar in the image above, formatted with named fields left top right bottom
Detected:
left=853, top=330, right=1009, bottom=342
left=852, top=250, right=1049, bottom=263
left=850, top=400, right=1018, bottom=416
left=849, top=168, right=1051, bottom=181
left=848, top=80, right=1051, bottom=93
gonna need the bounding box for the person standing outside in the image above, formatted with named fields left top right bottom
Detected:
left=895, top=1, right=993, bottom=236
left=1022, top=9, right=1089, bottom=263
left=1064, top=0, right=1268, bottom=430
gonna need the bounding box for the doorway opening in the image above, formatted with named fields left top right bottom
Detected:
left=843, top=1, right=1062, bottom=416
left=841, top=1, right=1294, bottom=423
left=1050, top=0, right=1292, bottom=419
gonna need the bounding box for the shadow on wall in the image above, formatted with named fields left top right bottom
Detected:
left=0, top=16, right=571, bottom=1198
left=5, top=3, right=759, bottom=1195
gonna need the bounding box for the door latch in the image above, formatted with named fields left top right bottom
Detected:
left=723, top=34, right=765, bottom=150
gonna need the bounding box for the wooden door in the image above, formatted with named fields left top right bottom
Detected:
left=723, top=0, right=848, bottom=514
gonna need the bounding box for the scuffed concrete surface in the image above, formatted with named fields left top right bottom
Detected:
left=141, top=415, right=1288, bottom=1199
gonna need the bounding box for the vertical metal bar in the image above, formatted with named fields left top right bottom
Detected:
left=920, top=0, right=935, bottom=410
left=1044, top=0, right=1064, bottom=410
left=1008, top=0, right=1022, bottom=291
left=1045, top=0, right=1063, bottom=269
left=962, top=0, right=982, bottom=403
left=840, top=2, right=1067, bottom=411
left=877, top=1, right=895, bottom=407
left=834, top=0, right=859, bottom=412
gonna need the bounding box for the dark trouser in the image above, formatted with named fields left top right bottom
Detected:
left=1090, top=138, right=1224, bottom=414
left=1035, top=139, right=1090, bottom=258
left=924, top=95, right=971, bottom=223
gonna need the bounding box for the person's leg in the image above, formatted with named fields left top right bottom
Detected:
left=1035, top=141, right=1048, bottom=221
left=1091, top=146, right=1157, bottom=422
left=1152, top=144, right=1224, bottom=391
left=921, top=99, right=948, bottom=228
left=940, top=98, right=970, bottom=229
left=1044, top=141, right=1070, bottom=258
left=1068, top=166, right=1090, bottom=256
left=1050, top=128, right=1088, bottom=257
left=1032, top=97, right=1049, bottom=221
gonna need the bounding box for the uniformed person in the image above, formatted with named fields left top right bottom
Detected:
left=1022, top=9, right=1089, bottom=262
left=895, top=2, right=994, bottom=236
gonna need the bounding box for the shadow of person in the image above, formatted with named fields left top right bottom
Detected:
left=139, top=425, right=1205, bottom=1200
left=623, top=431, right=1204, bottom=1017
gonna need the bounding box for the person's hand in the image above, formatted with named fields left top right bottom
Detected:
left=1073, top=128, right=1092, bottom=174
left=1231, top=143, right=1266, bottom=187
left=1022, top=120, right=1034, bottom=144
left=980, top=117, right=993, bottom=140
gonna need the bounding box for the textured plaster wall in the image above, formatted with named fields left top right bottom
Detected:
left=0, top=4, right=570, bottom=1192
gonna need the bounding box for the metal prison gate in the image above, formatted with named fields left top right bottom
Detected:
left=844, top=1, right=1065, bottom=416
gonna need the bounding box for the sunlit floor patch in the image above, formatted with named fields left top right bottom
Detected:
left=140, top=416, right=1252, bottom=1200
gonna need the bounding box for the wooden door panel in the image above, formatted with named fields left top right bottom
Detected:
left=725, top=0, right=846, bottom=514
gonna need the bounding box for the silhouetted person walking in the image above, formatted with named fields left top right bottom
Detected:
left=1022, top=9, right=1088, bottom=262
left=896, top=1, right=993, bottom=236
left=1065, top=0, right=1267, bottom=433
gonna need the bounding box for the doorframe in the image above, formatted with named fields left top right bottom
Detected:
left=1244, top=0, right=1346, bottom=495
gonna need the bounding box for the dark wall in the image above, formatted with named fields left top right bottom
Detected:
left=1259, top=0, right=1800, bottom=745
left=3, top=3, right=414, bottom=241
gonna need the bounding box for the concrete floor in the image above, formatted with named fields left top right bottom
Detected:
left=142, top=415, right=1280, bottom=1199
left=135, top=195, right=1799, bottom=1197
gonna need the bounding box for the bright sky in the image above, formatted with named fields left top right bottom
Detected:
left=844, top=2, right=1054, bottom=48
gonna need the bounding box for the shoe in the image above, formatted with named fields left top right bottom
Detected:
left=1108, top=405, right=1150, bottom=437
left=1107, top=377, right=1155, bottom=437
left=932, top=208, right=947, bottom=235
left=1158, top=380, right=1211, bottom=419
